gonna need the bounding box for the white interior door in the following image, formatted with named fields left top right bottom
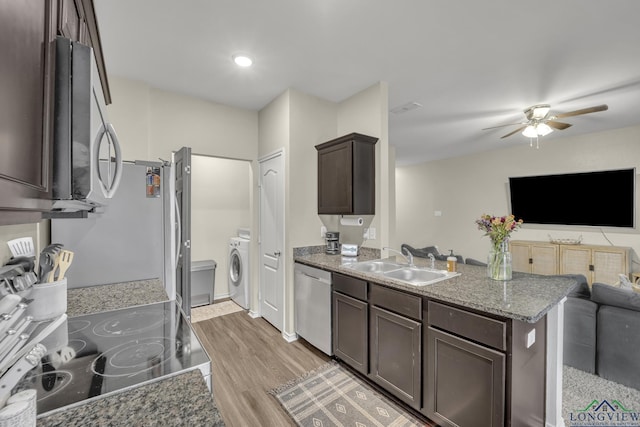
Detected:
left=259, top=151, right=284, bottom=331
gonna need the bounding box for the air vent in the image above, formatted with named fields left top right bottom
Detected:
left=390, top=102, right=423, bottom=115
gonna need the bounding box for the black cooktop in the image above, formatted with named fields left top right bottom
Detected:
left=11, top=301, right=210, bottom=417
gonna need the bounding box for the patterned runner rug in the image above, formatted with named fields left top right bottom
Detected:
left=191, top=300, right=244, bottom=323
left=270, top=362, right=428, bottom=427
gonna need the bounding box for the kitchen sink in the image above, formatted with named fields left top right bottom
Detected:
left=345, top=259, right=460, bottom=286
left=346, top=260, right=405, bottom=273
left=384, top=267, right=454, bottom=284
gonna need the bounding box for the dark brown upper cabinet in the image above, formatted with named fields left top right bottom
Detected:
left=0, top=0, right=57, bottom=224
left=316, top=133, right=377, bottom=215
left=0, top=0, right=110, bottom=225
left=57, top=0, right=111, bottom=104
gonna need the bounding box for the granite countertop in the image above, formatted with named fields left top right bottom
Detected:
left=38, top=369, right=223, bottom=427
left=66, top=278, right=170, bottom=317
left=294, top=247, right=576, bottom=323
left=36, top=279, right=225, bottom=426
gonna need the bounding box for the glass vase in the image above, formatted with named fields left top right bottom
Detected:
left=487, top=241, right=512, bottom=281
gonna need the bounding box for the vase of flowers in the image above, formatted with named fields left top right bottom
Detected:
left=476, top=214, right=523, bottom=280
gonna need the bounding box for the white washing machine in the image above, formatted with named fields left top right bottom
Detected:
left=228, top=237, right=250, bottom=309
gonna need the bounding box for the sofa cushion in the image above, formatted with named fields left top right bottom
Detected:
left=563, top=297, right=597, bottom=373
left=596, top=304, right=640, bottom=390
left=465, top=258, right=487, bottom=267
left=591, top=282, right=640, bottom=312
left=562, top=274, right=590, bottom=299
left=400, top=244, right=440, bottom=258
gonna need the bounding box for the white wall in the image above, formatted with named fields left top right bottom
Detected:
left=191, top=155, right=251, bottom=300
left=106, top=76, right=259, bottom=302
left=107, top=76, right=258, bottom=162
left=256, top=84, right=388, bottom=335
left=337, top=83, right=390, bottom=250
left=394, top=125, right=640, bottom=268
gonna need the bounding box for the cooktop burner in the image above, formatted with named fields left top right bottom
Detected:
left=11, top=301, right=210, bottom=417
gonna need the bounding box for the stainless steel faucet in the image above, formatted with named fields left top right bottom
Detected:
left=384, top=247, right=414, bottom=267
left=427, top=253, right=435, bottom=269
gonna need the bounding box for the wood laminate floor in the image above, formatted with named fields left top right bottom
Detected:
left=192, top=311, right=331, bottom=426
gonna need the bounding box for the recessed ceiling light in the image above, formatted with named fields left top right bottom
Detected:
left=232, top=54, right=253, bottom=67
left=390, top=101, right=423, bottom=115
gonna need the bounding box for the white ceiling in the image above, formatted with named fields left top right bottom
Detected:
left=94, top=0, right=640, bottom=165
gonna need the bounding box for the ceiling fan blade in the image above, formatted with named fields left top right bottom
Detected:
left=553, top=104, right=608, bottom=119
left=546, top=121, right=572, bottom=130
left=501, top=126, right=527, bottom=139
left=482, top=122, right=526, bottom=131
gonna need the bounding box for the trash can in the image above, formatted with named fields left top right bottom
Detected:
left=191, top=260, right=216, bottom=307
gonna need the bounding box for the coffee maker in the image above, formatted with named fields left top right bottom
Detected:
left=324, top=231, right=340, bottom=254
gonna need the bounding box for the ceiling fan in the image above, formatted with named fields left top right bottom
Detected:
left=483, top=103, right=609, bottom=140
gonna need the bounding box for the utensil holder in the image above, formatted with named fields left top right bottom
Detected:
left=25, top=278, right=67, bottom=321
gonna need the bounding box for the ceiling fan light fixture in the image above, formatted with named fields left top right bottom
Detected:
left=537, top=123, right=553, bottom=136
left=531, top=105, right=550, bottom=119
left=522, top=125, right=538, bottom=138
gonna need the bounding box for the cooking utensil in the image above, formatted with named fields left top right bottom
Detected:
left=0, top=301, right=27, bottom=336
left=0, top=332, right=30, bottom=369
left=11, top=276, right=29, bottom=292
left=6, top=237, right=35, bottom=258
left=0, top=295, right=21, bottom=320
left=37, top=243, right=64, bottom=283
left=0, top=344, right=46, bottom=407
left=37, top=252, right=55, bottom=284
left=55, top=250, right=74, bottom=281
left=4, top=256, right=35, bottom=273
left=0, top=313, right=66, bottom=382
left=0, top=316, right=32, bottom=369
left=46, top=253, right=61, bottom=283
left=23, top=272, right=37, bottom=288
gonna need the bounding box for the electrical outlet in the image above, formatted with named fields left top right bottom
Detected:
left=320, top=226, right=327, bottom=238
left=369, top=227, right=376, bottom=239
left=526, top=329, right=536, bottom=348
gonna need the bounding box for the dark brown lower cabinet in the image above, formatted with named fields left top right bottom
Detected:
left=425, top=326, right=505, bottom=427
left=369, top=305, right=421, bottom=409
left=332, top=291, right=368, bottom=374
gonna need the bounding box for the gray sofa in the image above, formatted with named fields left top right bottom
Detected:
left=563, top=274, right=640, bottom=390
left=400, top=244, right=466, bottom=264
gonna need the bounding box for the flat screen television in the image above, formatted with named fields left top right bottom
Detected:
left=508, top=168, right=636, bottom=228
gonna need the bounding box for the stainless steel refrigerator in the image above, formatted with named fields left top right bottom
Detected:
left=51, top=152, right=193, bottom=317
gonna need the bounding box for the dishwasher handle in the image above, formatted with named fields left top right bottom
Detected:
left=298, top=271, right=331, bottom=284
left=294, top=263, right=332, bottom=285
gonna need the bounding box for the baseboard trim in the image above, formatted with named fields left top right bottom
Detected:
left=248, top=309, right=260, bottom=318
left=282, top=330, right=298, bottom=343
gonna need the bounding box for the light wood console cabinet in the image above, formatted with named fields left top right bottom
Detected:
left=560, top=245, right=630, bottom=286
left=511, top=240, right=630, bottom=285
left=510, top=241, right=559, bottom=275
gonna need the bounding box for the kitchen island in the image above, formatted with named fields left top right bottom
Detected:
left=294, top=246, right=577, bottom=427
left=36, top=279, right=224, bottom=426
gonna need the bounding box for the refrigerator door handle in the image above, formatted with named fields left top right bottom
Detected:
left=174, top=196, right=182, bottom=266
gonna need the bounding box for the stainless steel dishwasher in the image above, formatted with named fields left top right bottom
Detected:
left=294, top=262, right=333, bottom=355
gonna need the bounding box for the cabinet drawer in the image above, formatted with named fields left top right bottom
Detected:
left=333, top=273, right=367, bottom=301
left=428, top=301, right=506, bottom=351
left=370, top=284, right=422, bottom=321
